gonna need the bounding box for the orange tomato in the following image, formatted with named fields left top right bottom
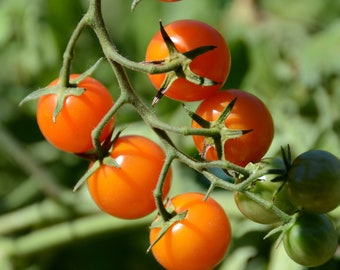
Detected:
left=37, top=74, right=115, bottom=153
left=87, top=135, right=172, bottom=219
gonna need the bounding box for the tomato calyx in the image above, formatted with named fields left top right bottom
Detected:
left=264, top=211, right=298, bottom=245
left=19, top=58, right=104, bottom=122
left=73, top=131, right=124, bottom=191
left=147, top=209, right=188, bottom=253
left=20, top=84, right=85, bottom=123
left=150, top=21, right=219, bottom=106
left=187, top=98, right=253, bottom=160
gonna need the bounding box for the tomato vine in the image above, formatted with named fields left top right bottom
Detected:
left=15, top=0, right=340, bottom=268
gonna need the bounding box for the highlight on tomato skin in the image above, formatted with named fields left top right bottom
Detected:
left=149, top=192, right=232, bottom=270
left=145, top=19, right=231, bottom=102
left=87, top=135, right=172, bottom=219
left=36, top=74, right=115, bottom=153
left=192, top=89, right=274, bottom=167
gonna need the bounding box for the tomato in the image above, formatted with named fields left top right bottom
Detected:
left=87, top=135, right=172, bottom=219
left=36, top=74, right=115, bottom=153
left=149, top=192, right=231, bottom=270
left=192, top=90, right=274, bottom=167
left=234, top=180, right=296, bottom=224
left=235, top=158, right=296, bottom=224
left=283, top=213, right=338, bottom=267
left=145, top=20, right=231, bottom=102
left=287, top=150, right=340, bottom=213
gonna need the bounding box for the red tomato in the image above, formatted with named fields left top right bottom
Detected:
left=192, top=90, right=274, bottom=167
left=87, top=135, right=172, bottom=219
left=150, top=192, right=231, bottom=270
left=145, top=20, right=231, bottom=102
left=36, top=74, right=115, bottom=153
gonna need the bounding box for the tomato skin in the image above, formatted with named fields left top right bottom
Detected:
left=287, top=150, right=340, bottom=213
left=192, top=90, right=274, bottom=167
left=145, top=20, right=231, bottom=102
left=150, top=192, right=231, bottom=270
left=283, top=213, right=338, bottom=267
left=36, top=75, right=115, bottom=153
left=87, top=135, right=172, bottom=219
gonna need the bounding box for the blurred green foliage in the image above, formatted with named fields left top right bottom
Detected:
left=0, top=0, right=339, bottom=269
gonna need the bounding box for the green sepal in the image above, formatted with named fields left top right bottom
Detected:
left=19, top=58, right=104, bottom=121
left=152, top=71, right=178, bottom=106
left=72, top=156, right=120, bottom=192
left=147, top=210, right=188, bottom=253
left=183, top=104, right=211, bottom=128
left=19, top=85, right=58, bottom=107
left=183, top=45, right=217, bottom=60
left=52, top=87, right=85, bottom=122
left=181, top=61, right=218, bottom=87
left=73, top=160, right=101, bottom=192
left=215, top=97, right=237, bottom=125
left=70, top=57, right=104, bottom=85
left=102, top=156, right=120, bottom=167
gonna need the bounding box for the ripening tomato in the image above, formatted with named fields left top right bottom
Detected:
left=145, top=20, right=231, bottom=102
left=150, top=192, right=231, bottom=270
left=234, top=180, right=296, bottom=224
left=192, top=90, right=274, bottom=167
left=283, top=213, right=338, bottom=267
left=87, top=135, right=172, bottom=219
left=287, top=149, right=340, bottom=213
left=36, top=74, right=115, bottom=153
left=235, top=158, right=296, bottom=224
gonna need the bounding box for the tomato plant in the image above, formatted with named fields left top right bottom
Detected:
left=36, top=74, right=115, bottom=153
left=149, top=192, right=231, bottom=270
left=192, top=89, right=274, bottom=167
left=87, top=135, right=172, bottom=219
left=287, top=149, right=340, bottom=213
left=145, top=19, right=231, bottom=102
left=283, top=213, right=338, bottom=267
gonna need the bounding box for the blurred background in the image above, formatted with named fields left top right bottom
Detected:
left=0, top=0, right=339, bottom=269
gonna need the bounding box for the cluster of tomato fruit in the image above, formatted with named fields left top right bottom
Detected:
left=22, top=1, right=339, bottom=269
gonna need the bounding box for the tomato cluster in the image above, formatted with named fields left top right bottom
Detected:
left=21, top=1, right=339, bottom=269
left=279, top=149, right=340, bottom=266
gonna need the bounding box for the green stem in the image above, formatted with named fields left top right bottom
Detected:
left=58, top=11, right=89, bottom=87
left=91, top=94, right=128, bottom=158
left=0, top=193, right=95, bottom=235
left=152, top=145, right=176, bottom=221
left=0, top=124, right=71, bottom=203
left=4, top=214, right=152, bottom=258
left=87, top=0, right=183, bottom=75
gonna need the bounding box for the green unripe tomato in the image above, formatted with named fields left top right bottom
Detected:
left=234, top=180, right=296, bottom=224
left=287, top=150, right=340, bottom=213
left=234, top=157, right=296, bottom=224
left=283, top=213, right=338, bottom=267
